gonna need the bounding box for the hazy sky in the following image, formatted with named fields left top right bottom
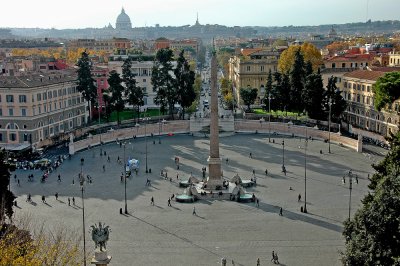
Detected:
left=1, top=0, right=399, bottom=29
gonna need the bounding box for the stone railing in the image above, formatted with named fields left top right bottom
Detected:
left=70, top=120, right=190, bottom=154
left=234, top=119, right=361, bottom=152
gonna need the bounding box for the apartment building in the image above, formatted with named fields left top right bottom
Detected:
left=388, top=51, right=400, bottom=66
left=0, top=71, right=87, bottom=150
left=340, top=69, right=399, bottom=137
left=228, top=48, right=280, bottom=103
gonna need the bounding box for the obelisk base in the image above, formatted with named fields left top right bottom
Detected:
left=206, top=157, right=223, bottom=190
left=91, top=248, right=112, bottom=266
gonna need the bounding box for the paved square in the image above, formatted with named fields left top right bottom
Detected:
left=11, top=134, right=384, bottom=265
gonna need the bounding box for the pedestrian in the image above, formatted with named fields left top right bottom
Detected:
left=42, top=195, right=46, bottom=203
left=17, top=179, right=20, bottom=186
left=256, top=198, right=259, bottom=207
left=107, top=156, right=110, bottom=162
left=356, top=175, right=359, bottom=184
left=274, top=252, right=279, bottom=264
left=121, top=175, right=123, bottom=182
left=257, top=257, right=260, bottom=266
left=271, top=251, right=275, bottom=262
left=104, top=150, right=106, bottom=156
left=176, top=173, right=179, bottom=180
left=226, top=158, right=229, bottom=164
left=298, top=193, right=301, bottom=202
left=249, top=152, right=252, bottom=158
left=192, top=206, right=197, bottom=215
left=26, top=193, right=31, bottom=202
left=14, top=174, right=17, bottom=182
left=151, top=196, right=154, bottom=206
left=265, top=168, right=268, bottom=176
left=279, top=207, right=283, bottom=216
left=252, top=169, right=255, bottom=176
left=168, top=198, right=171, bottom=206
left=103, top=165, right=105, bottom=172
left=55, top=192, right=58, bottom=200
left=171, top=193, right=175, bottom=200
left=72, top=197, right=75, bottom=205
left=68, top=197, right=70, bottom=206
left=58, top=174, right=61, bottom=182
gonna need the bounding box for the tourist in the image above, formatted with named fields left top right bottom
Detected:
left=55, top=192, right=58, bottom=200
left=192, top=206, right=197, bottom=215
left=107, top=156, right=110, bottom=162
left=176, top=173, right=179, bottom=180
left=42, top=195, right=46, bottom=203
left=17, top=179, right=20, bottom=186
left=298, top=193, right=301, bottom=202
left=249, top=152, right=252, bottom=158
left=72, top=197, right=75, bottom=205
left=356, top=175, right=359, bottom=184
left=252, top=169, right=255, bottom=176
left=68, top=197, right=70, bottom=206
left=279, top=207, right=283, bottom=216
left=26, top=194, right=31, bottom=202
left=257, top=258, right=260, bottom=266
left=271, top=251, right=275, bottom=262
left=14, top=174, right=17, bottom=182
left=265, top=168, right=268, bottom=176
left=256, top=198, right=259, bottom=207
left=103, top=165, right=105, bottom=172
left=151, top=196, right=154, bottom=206
left=274, top=252, right=279, bottom=264
left=168, top=198, right=171, bottom=206
left=58, top=174, right=61, bottom=182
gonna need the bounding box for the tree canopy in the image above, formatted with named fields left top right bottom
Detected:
left=278, top=43, right=322, bottom=74
left=106, top=71, right=125, bottom=125
left=240, top=87, right=258, bottom=111
left=0, top=149, right=15, bottom=223
left=372, top=71, right=400, bottom=111
left=342, top=132, right=400, bottom=266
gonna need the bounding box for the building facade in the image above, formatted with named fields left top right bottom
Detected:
left=389, top=51, right=400, bottom=66
left=340, top=70, right=399, bottom=137
left=228, top=49, right=280, bottom=104
left=0, top=71, right=87, bottom=150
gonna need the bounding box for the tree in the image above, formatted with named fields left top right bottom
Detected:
left=174, top=50, right=196, bottom=119
left=152, top=48, right=176, bottom=118
left=342, top=132, right=400, bottom=266
left=278, top=43, right=322, bottom=74
left=223, top=92, right=234, bottom=110
left=76, top=51, right=97, bottom=123
left=266, top=69, right=273, bottom=96
left=302, top=73, right=325, bottom=120
left=289, top=48, right=306, bottom=112
left=372, top=72, right=400, bottom=111
left=122, top=57, right=146, bottom=121
left=107, top=71, right=125, bottom=125
left=323, top=76, right=347, bottom=122
left=240, top=87, right=258, bottom=111
left=0, top=149, right=15, bottom=223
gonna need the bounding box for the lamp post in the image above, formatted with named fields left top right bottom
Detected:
left=328, top=97, right=332, bottom=154
left=268, top=93, right=272, bottom=143
left=123, top=143, right=128, bottom=214
left=144, top=116, right=149, bottom=173
left=343, top=170, right=356, bottom=220
left=304, top=127, right=308, bottom=213
left=282, top=139, right=285, bottom=170
left=79, top=169, right=86, bottom=266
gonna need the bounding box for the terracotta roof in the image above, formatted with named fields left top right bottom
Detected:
left=343, top=70, right=388, bottom=81
left=326, top=54, right=373, bottom=62
left=240, top=48, right=263, bottom=56
left=369, top=66, right=400, bottom=72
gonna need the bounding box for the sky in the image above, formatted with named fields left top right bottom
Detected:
left=1, top=0, right=399, bottom=29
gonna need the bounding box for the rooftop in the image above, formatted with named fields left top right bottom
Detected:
left=343, top=70, right=389, bottom=81
left=0, top=70, right=77, bottom=88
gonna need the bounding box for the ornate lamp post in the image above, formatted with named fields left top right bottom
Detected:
left=123, top=143, right=128, bottom=214
left=328, top=97, right=332, bottom=153
left=144, top=116, right=149, bottom=173
left=282, top=139, right=285, bottom=170
left=343, top=170, right=357, bottom=219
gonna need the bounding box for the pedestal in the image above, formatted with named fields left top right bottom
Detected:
left=91, top=248, right=112, bottom=266
left=206, top=157, right=223, bottom=190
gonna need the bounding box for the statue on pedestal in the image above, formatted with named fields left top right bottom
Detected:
left=90, top=222, right=112, bottom=265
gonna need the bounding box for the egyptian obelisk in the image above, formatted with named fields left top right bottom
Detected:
left=207, top=47, right=223, bottom=190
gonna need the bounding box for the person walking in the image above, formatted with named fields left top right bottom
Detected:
left=72, top=197, right=75, bottom=205
left=103, top=165, right=105, bottom=172
left=271, top=251, right=275, bottom=262
left=298, top=193, right=301, bottom=202
left=249, top=152, right=252, bottom=158
left=107, top=156, right=110, bottom=163
left=151, top=196, right=154, bottom=206
left=192, top=206, right=197, bottom=215
left=256, top=198, right=259, bottom=207
left=17, top=179, right=20, bottom=186
left=55, top=192, right=59, bottom=200
left=168, top=198, right=171, bottom=207
left=265, top=168, right=268, bottom=176
left=58, top=174, right=61, bottom=182
left=42, top=195, right=46, bottom=203
left=68, top=197, right=70, bottom=206
left=257, top=257, right=260, bottom=266
left=279, top=207, right=283, bottom=216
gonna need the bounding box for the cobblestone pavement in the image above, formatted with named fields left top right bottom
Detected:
left=11, top=134, right=385, bottom=266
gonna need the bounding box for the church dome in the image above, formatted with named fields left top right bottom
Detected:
left=116, top=8, right=132, bottom=30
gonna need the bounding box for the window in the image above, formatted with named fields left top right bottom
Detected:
left=6, top=95, right=14, bottom=102
left=8, top=108, right=13, bottom=116
left=19, top=95, right=27, bottom=103
left=53, top=90, right=57, bottom=98
left=332, top=63, right=336, bottom=68
left=357, top=84, right=361, bottom=90
left=44, top=105, right=47, bottom=112
left=362, top=85, right=365, bottom=91
left=367, top=97, right=370, bottom=105
left=246, top=66, right=251, bottom=71
left=344, top=82, right=347, bottom=88
left=367, top=86, right=371, bottom=92
left=38, top=106, right=41, bottom=114
left=48, top=91, right=52, bottom=99
left=37, top=93, right=41, bottom=101
left=261, top=66, right=265, bottom=71
left=357, top=95, right=360, bottom=102
left=9, top=133, right=16, bottom=141
left=342, top=63, right=346, bottom=68
left=23, top=134, right=28, bottom=142
left=21, top=108, right=26, bottom=116
left=353, top=83, right=356, bottom=89
left=143, top=79, right=146, bottom=82
left=43, top=92, right=47, bottom=100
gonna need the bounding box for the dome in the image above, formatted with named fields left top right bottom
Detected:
left=116, top=8, right=132, bottom=30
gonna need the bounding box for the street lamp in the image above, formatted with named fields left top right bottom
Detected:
left=121, top=143, right=128, bottom=214
left=282, top=139, right=285, bottom=170
left=304, top=127, right=308, bottom=213
left=79, top=168, right=86, bottom=266
left=343, top=170, right=357, bottom=219
left=328, top=97, right=332, bottom=154
left=158, top=107, right=161, bottom=144
left=144, top=116, right=149, bottom=173
left=268, top=93, right=272, bottom=143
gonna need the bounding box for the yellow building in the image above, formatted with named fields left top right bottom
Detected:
left=340, top=70, right=399, bottom=137
left=388, top=51, right=400, bottom=66
left=228, top=48, right=280, bottom=104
